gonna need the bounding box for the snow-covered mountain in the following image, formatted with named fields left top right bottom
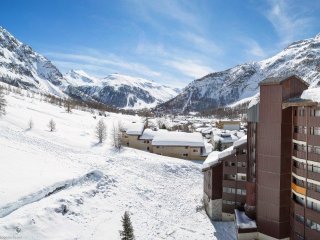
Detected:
left=65, top=72, right=180, bottom=109
left=0, top=27, right=67, bottom=97
left=0, top=27, right=179, bottom=109
left=158, top=33, right=320, bottom=113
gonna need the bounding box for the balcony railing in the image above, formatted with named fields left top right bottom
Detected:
left=292, top=182, right=306, bottom=195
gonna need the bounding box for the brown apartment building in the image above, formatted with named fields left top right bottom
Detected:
left=204, top=75, right=320, bottom=240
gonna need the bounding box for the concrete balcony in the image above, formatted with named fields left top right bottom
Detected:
left=308, top=152, right=320, bottom=163
left=292, top=166, right=306, bottom=178
left=308, top=171, right=320, bottom=183
left=307, top=189, right=320, bottom=200
left=293, top=150, right=306, bottom=160
left=308, top=135, right=320, bottom=146
left=293, top=132, right=307, bottom=142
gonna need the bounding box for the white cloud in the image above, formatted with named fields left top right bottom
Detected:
left=180, top=32, right=222, bottom=54
left=166, top=59, right=213, bottom=79
left=265, top=0, right=313, bottom=44
left=45, top=51, right=161, bottom=78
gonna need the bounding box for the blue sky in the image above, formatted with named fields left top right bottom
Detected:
left=1, top=0, right=320, bottom=87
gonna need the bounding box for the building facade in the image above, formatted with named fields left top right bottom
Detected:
left=203, top=75, right=320, bottom=239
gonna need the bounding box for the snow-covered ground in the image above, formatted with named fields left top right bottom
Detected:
left=0, top=91, right=235, bottom=239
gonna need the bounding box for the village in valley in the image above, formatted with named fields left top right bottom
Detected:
left=1, top=1, right=320, bottom=240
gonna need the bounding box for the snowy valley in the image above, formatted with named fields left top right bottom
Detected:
left=0, top=86, right=234, bottom=240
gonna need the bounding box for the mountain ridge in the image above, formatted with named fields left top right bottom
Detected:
left=0, top=27, right=180, bottom=109
left=157, top=33, right=320, bottom=113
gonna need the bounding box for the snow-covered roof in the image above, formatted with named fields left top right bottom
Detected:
left=213, top=133, right=239, bottom=144
left=203, top=135, right=247, bottom=170
left=139, top=129, right=168, bottom=140
left=235, top=209, right=257, bottom=229
left=202, top=151, right=220, bottom=169
left=152, top=132, right=205, bottom=147
left=124, top=122, right=144, bottom=135
left=301, top=87, right=320, bottom=103
left=234, top=135, right=247, bottom=148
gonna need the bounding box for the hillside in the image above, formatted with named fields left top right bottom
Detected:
left=158, top=33, right=320, bottom=113
left=0, top=87, right=234, bottom=239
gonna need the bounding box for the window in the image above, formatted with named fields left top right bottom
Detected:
left=294, top=143, right=306, bottom=152
left=308, top=165, right=320, bottom=174
left=295, top=214, right=304, bottom=224
left=315, top=146, right=320, bottom=155
left=156, top=146, right=160, bottom=149
left=310, top=127, right=320, bottom=136
left=193, top=149, right=198, bottom=152
left=184, top=146, right=188, bottom=149
left=294, top=126, right=307, bottom=134
left=306, top=219, right=320, bottom=232
left=307, top=200, right=320, bottom=212
left=224, top=174, right=236, bottom=180
left=183, top=153, right=188, bottom=157
left=299, top=108, right=305, bottom=116
left=236, top=189, right=246, bottom=195
left=311, top=108, right=320, bottom=117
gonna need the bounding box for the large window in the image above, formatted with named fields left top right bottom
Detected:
left=294, top=126, right=307, bottom=134
left=310, top=127, right=320, bottom=136
left=294, top=143, right=306, bottom=152
left=308, top=164, right=320, bottom=173
left=311, top=108, right=320, bottom=117
left=306, top=219, right=320, bottom=232
left=307, top=199, right=320, bottom=212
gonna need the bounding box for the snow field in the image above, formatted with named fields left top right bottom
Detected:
left=0, top=91, right=235, bottom=239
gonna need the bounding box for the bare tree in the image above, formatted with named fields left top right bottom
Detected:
left=111, top=121, right=122, bottom=150
left=28, top=118, right=34, bottom=130
left=95, top=119, right=107, bottom=143
left=0, top=86, right=7, bottom=117
left=48, top=119, right=56, bottom=132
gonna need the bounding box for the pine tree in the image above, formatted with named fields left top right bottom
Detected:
left=0, top=86, right=7, bottom=117
left=215, top=140, right=222, bottom=151
left=119, top=211, right=135, bottom=240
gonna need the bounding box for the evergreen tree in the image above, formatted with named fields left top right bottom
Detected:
left=215, top=140, right=222, bottom=151
left=0, top=86, right=7, bottom=117
left=119, top=211, right=135, bottom=240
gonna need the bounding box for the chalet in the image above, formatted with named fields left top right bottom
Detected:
left=121, top=122, right=144, bottom=149
left=212, top=132, right=239, bottom=150
left=216, top=120, right=241, bottom=131
left=152, top=132, right=207, bottom=160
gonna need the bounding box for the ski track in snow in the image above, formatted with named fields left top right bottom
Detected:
left=0, top=170, right=104, bottom=218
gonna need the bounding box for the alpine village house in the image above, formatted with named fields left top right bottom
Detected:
left=203, top=75, right=320, bottom=240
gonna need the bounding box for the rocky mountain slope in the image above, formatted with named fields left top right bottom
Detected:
left=0, top=27, right=68, bottom=97
left=0, top=27, right=179, bottom=109
left=65, top=71, right=180, bottom=109
left=158, top=33, right=320, bottom=113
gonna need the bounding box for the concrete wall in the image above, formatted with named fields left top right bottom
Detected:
left=203, top=192, right=222, bottom=220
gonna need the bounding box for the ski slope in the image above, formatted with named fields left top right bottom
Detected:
left=0, top=89, right=235, bottom=240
